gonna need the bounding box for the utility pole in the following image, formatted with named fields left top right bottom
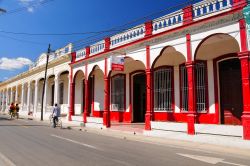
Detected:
left=41, top=44, right=51, bottom=121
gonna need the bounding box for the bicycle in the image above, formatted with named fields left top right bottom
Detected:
left=49, top=114, right=62, bottom=129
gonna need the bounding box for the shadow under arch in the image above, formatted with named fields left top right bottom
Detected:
left=152, top=46, right=186, bottom=69
left=194, top=33, right=240, bottom=60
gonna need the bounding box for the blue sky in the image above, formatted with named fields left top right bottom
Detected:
left=0, top=0, right=200, bottom=82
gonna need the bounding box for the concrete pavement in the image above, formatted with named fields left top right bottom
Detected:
left=0, top=114, right=250, bottom=166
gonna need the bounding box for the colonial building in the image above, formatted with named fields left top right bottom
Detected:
left=1, top=0, right=250, bottom=140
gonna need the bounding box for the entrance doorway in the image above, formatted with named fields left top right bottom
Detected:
left=219, top=58, right=243, bottom=125
left=133, top=73, right=146, bottom=122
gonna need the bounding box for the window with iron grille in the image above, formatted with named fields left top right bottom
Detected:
left=154, top=67, right=173, bottom=111
left=111, top=75, right=125, bottom=111
left=180, top=65, right=188, bottom=112
left=195, top=62, right=207, bottom=112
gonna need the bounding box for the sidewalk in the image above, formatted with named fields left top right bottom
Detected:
left=60, top=119, right=250, bottom=151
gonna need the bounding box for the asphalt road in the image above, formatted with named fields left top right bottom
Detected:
left=0, top=114, right=249, bottom=166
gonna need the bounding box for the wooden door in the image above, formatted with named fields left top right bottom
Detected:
left=219, top=58, right=243, bottom=125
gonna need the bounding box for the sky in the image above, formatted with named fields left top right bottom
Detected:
left=0, top=0, right=200, bottom=82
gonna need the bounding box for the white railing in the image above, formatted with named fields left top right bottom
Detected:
left=110, top=24, right=145, bottom=49
left=75, top=48, right=86, bottom=61
left=193, top=0, right=232, bottom=20
left=30, top=43, right=73, bottom=69
left=152, top=9, right=184, bottom=34
left=90, top=40, right=105, bottom=56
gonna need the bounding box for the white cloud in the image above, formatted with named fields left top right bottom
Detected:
left=18, top=0, right=44, bottom=13
left=0, top=57, right=33, bottom=70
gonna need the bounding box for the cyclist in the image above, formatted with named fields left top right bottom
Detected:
left=52, top=103, right=60, bottom=128
left=9, top=103, right=15, bottom=118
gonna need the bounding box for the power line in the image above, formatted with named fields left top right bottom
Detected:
left=71, top=0, right=198, bottom=50
left=1, top=0, right=55, bottom=15
left=0, top=34, right=47, bottom=45
left=0, top=29, right=125, bottom=36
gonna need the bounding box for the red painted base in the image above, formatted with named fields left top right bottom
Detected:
left=242, top=112, right=250, bottom=140
left=83, top=112, right=87, bottom=123
left=145, top=113, right=152, bottom=130
left=103, top=111, right=110, bottom=127
left=187, top=113, right=196, bottom=135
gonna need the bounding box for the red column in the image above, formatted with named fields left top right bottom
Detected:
left=69, top=82, right=75, bottom=121
left=239, top=51, right=250, bottom=140
left=145, top=69, right=152, bottom=130
left=183, top=5, right=193, bottom=25
left=103, top=77, right=110, bottom=127
left=186, top=33, right=196, bottom=135
left=83, top=79, right=88, bottom=123
left=186, top=62, right=196, bottom=135
left=69, top=54, right=75, bottom=121
left=145, top=45, right=152, bottom=130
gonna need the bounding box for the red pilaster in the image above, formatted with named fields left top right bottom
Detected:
left=183, top=5, right=193, bottom=25
left=239, top=19, right=248, bottom=52
left=71, top=52, right=76, bottom=63
left=145, top=21, right=153, bottom=37
left=103, top=58, right=111, bottom=127
left=186, top=34, right=192, bottom=62
left=145, top=45, right=152, bottom=130
left=233, top=0, right=247, bottom=9
left=238, top=51, right=250, bottom=140
left=86, top=46, right=90, bottom=57
left=104, top=37, right=110, bottom=52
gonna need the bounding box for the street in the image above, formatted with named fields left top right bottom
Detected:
left=0, top=114, right=249, bottom=166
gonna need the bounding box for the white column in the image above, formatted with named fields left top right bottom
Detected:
left=21, top=84, right=25, bottom=111
left=44, top=79, right=48, bottom=113
left=15, top=85, right=18, bottom=103
left=2, top=90, right=6, bottom=112
left=10, top=87, right=13, bottom=104
left=27, top=82, right=31, bottom=113
left=67, top=74, right=71, bottom=112
left=54, top=75, right=59, bottom=105
left=6, top=89, right=9, bottom=110
left=34, top=80, right=38, bottom=114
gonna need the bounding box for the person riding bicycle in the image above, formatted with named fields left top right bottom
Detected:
left=9, top=103, right=15, bottom=117
left=52, top=103, right=60, bottom=128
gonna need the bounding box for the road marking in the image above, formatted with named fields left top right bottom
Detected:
left=0, top=152, right=16, bottom=166
left=51, top=134, right=100, bottom=150
left=177, top=153, right=247, bottom=166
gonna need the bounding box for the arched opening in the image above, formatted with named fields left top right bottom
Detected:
left=73, top=70, right=85, bottom=115
left=59, top=71, right=69, bottom=115
left=152, top=46, right=186, bottom=121
left=89, top=66, right=104, bottom=117
left=195, top=33, right=242, bottom=125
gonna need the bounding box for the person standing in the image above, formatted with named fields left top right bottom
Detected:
left=52, top=103, right=60, bottom=128
left=15, top=103, right=19, bottom=119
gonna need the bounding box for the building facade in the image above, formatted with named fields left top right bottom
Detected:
left=1, top=0, right=250, bottom=139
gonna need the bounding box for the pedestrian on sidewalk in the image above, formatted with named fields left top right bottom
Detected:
left=52, top=103, right=60, bottom=128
